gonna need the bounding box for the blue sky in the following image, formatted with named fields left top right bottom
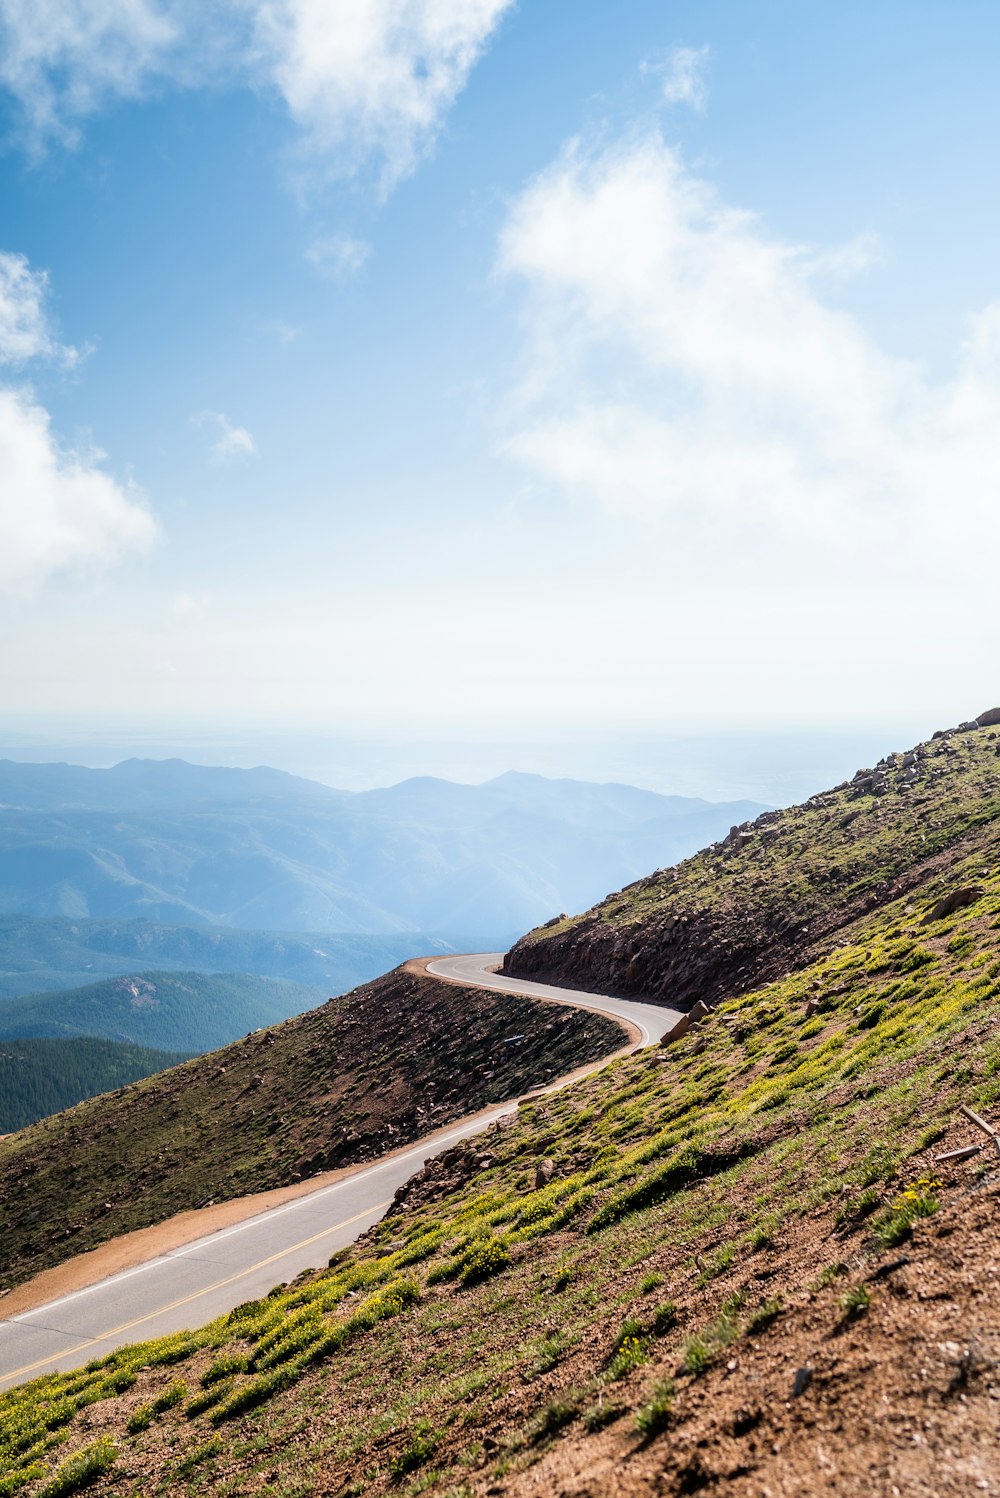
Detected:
left=1, top=1, right=999, bottom=791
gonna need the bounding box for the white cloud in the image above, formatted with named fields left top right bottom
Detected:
left=0, top=0, right=183, bottom=150
left=305, top=233, right=370, bottom=281
left=497, top=134, right=1000, bottom=578
left=0, top=386, right=155, bottom=593
left=0, top=245, right=154, bottom=594
left=263, top=317, right=301, bottom=345
left=655, top=44, right=710, bottom=112
left=247, top=0, right=516, bottom=189
left=0, top=251, right=77, bottom=365
left=172, top=590, right=204, bottom=617
left=801, top=231, right=883, bottom=282
left=0, top=0, right=515, bottom=187
left=194, top=410, right=257, bottom=463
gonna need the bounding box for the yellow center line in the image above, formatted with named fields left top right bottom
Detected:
left=1, top=1199, right=393, bottom=1388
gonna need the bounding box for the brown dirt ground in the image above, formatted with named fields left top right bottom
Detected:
left=496, top=1166, right=1000, bottom=1498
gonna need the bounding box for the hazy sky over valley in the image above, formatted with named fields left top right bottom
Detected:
left=1, top=1, right=998, bottom=790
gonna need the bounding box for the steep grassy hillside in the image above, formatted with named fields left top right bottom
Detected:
left=507, top=712, right=1000, bottom=1009
left=0, top=1038, right=191, bottom=1133
left=0, top=967, right=621, bottom=1292
left=1, top=718, right=998, bottom=1498
left=0, top=970, right=324, bottom=1052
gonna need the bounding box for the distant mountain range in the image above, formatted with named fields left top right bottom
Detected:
left=0, top=758, right=767, bottom=939
left=0, top=914, right=474, bottom=1002
left=0, top=970, right=324, bottom=1051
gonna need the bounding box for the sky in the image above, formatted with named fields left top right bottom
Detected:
left=1, top=1, right=999, bottom=798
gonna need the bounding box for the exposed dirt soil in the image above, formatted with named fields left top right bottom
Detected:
left=491, top=1166, right=1000, bottom=1498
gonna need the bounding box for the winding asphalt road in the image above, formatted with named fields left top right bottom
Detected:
left=0, top=954, right=679, bottom=1390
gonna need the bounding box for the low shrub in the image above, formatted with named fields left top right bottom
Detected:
left=840, top=1283, right=872, bottom=1319
left=36, top=1439, right=117, bottom=1498
left=635, top=1379, right=675, bottom=1438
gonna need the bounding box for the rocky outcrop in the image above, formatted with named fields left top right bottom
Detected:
left=921, top=887, right=984, bottom=924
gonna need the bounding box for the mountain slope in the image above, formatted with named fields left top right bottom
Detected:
left=0, top=966, right=622, bottom=1291
left=0, top=970, right=324, bottom=1051
left=0, top=1037, right=191, bottom=1133
left=506, top=711, right=1000, bottom=1008
left=3, top=716, right=999, bottom=1497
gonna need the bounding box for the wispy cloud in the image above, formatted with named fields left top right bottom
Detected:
left=652, top=44, right=711, bottom=112
left=263, top=318, right=302, bottom=346
left=0, top=0, right=516, bottom=190
left=172, top=591, right=205, bottom=618
left=0, top=247, right=154, bottom=594
left=0, top=0, right=182, bottom=153
left=193, top=410, right=257, bottom=464
left=305, top=233, right=370, bottom=281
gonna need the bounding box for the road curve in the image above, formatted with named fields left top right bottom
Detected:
left=0, top=955, right=679, bottom=1390
left=426, top=953, right=678, bottom=1048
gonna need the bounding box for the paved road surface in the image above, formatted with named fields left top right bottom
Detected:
left=0, top=953, right=678, bottom=1389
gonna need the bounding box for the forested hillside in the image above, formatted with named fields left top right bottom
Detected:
left=0, top=1037, right=190, bottom=1133
left=0, top=970, right=324, bottom=1051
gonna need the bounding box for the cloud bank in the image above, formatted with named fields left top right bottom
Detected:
left=0, top=0, right=515, bottom=185
left=498, top=134, right=1000, bottom=581
left=0, top=249, right=154, bottom=594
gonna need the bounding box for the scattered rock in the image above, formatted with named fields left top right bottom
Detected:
left=534, top=1158, right=555, bottom=1189
left=791, top=1365, right=813, bottom=1398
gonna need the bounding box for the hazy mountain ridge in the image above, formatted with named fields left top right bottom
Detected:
left=0, top=914, right=470, bottom=1001
left=0, top=760, right=767, bottom=938
left=0, top=970, right=325, bottom=1052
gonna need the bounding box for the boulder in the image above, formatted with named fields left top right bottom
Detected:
left=921, top=887, right=985, bottom=924
left=977, top=707, right=1000, bottom=727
